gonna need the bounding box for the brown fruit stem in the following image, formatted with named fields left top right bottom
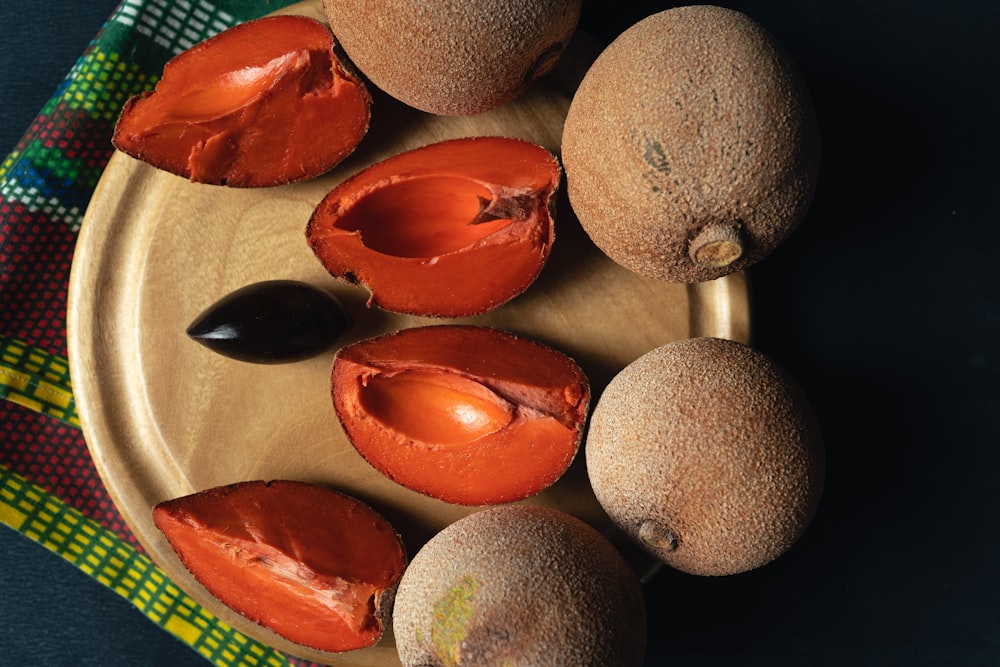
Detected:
left=526, top=42, right=564, bottom=82
left=639, top=520, right=678, bottom=552
left=689, top=222, right=744, bottom=268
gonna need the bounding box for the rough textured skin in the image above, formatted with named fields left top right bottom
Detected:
left=585, top=337, right=825, bottom=576
left=322, top=0, right=581, bottom=115
left=393, top=505, right=646, bottom=666
left=562, top=6, right=821, bottom=283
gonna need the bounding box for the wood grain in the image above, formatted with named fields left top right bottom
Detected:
left=66, top=2, right=750, bottom=665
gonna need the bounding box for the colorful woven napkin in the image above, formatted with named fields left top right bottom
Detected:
left=0, top=1, right=325, bottom=665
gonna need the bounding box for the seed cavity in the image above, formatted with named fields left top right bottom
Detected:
left=471, top=191, right=539, bottom=225
left=358, top=370, right=514, bottom=447
left=336, top=176, right=516, bottom=258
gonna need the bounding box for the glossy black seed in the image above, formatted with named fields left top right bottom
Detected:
left=186, top=280, right=351, bottom=363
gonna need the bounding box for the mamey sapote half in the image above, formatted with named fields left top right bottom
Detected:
left=331, top=325, right=590, bottom=505
left=586, top=337, right=825, bottom=576
left=152, top=480, right=406, bottom=652
left=562, top=5, right=821, bottom=283
left=322, top=0, right=581, bottom=115
left=393, top=505, right=646, bottom=666
left=306, top=136, right=560, bottom=317
left=112, top=15, right=371, bottom=187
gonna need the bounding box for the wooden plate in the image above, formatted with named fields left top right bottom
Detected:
left=67, top=3, right=750, bottom=665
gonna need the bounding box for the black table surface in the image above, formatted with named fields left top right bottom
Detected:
left=2, top=1, right=998, bottom=665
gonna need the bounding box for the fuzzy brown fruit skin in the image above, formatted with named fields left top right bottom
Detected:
left=331, top=325, right=590, bottom=506
left=585, top=337, right=825, bottom=576
left=393, top=505, right=646, bottom=666
left=562, top=5, right=821, bottom=283
left=322, top=0, right=581, bottom=115
left=152, top=480, right=407, bottom=653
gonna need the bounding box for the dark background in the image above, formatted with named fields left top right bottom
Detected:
left=2, top=1, right=998, bottom=665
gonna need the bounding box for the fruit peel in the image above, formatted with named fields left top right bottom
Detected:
left=393, top=505, right=647, bottom=666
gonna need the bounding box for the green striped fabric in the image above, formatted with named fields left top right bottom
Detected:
left=0, top=1, right=319, bottom=665
left=1, top=465, right=295, bottom=667
left=0, top=335, right=80, bottom=427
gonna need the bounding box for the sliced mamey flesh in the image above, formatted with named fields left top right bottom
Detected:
left=152, top=480, right=406, bottom=652
left=306, top=136, right=560, bottom=317
left=331, top=325, right=590, bottom=505
left=113, top=15, right=371, bottom=187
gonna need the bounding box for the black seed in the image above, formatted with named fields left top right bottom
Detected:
left=186, top=280, right=351, bottom=364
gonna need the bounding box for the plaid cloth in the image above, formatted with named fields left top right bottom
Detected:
left=0, top=1, right=327, bottom=665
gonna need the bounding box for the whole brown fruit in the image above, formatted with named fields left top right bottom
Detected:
left=562, top=5, right=821, bottom=283
left=392, top=505, right=646, bottom=666
left=586, top=336, right=825, bottom=576
left=323, top=0, right=581, bottom=115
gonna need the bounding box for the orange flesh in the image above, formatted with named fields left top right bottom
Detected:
left=162, top=51, right=301, bottom=120
left=153, top=481, right=406, bottom=653
left=335, top=176, right=511, bottom=258
left=307, top=137, right=559, bottom=317
left=359, top=370, right=514, bottom=447
left=113, top=15, right=370, bottom=187
left=332, top=326, right=590, bottom=505
left=213, top=537, right=378, bottom=635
